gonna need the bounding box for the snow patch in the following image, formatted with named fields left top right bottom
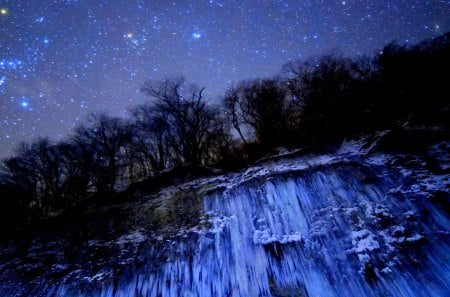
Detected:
left=253, top=229, right=302, bottom=245
left=351, top=229, right=380, bottom=253
left=114, top=231, right=146, bottom=246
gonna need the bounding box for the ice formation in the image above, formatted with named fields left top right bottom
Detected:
left=52, top=162, right=449, bottom=296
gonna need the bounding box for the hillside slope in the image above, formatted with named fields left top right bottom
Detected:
left=0, top=134, right=449, bottom=297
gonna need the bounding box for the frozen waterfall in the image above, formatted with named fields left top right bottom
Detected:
left=52, top=163, right=449, bottom=297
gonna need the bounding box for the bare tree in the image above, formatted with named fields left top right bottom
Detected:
left=74, top=113, right=131, bottom=192
left=223, top=87, right=249, bottom=145
left=141, top=77, right=226, bottom=167
left=2, top=139, right=65, bottom=212
left=222, top=79, right=289, bottom=146
left=284, top=55, right=360, bottom=143
left=2, top=143, right=39, bottom=209
left=130, top=103, right=170, bottom=173
left=56, top=140, right=95, bottom=201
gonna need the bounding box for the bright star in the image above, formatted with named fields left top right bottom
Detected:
left=0, top=8, right=7, bottom=15
left=19, top=98, right=31, bottom=109
left=192, top=32, right=202, bottom=40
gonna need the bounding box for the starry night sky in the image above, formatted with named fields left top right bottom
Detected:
left=1, top=0, right=449, bottom=159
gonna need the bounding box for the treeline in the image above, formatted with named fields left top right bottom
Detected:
left=1, top=32, right=449, bottom=227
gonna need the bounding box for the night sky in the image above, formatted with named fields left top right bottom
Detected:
left=1, top=0, right=449, bottom=159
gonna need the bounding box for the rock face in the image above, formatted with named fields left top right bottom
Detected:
left=0, top=142, right=449, bottom=297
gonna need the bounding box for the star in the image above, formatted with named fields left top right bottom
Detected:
left=192, top=32, right=202, bottom=40
left=0, top=8, right=7, bottom=15
left=19, top=98, right=31, bottom=110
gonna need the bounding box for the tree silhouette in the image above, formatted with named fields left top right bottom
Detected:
left=223, top=79, right=290, bottom=147
left=74, top=113, right=131, bottom=192
left=284, top=55, right=359, bottom=144
left=130, top=103, right=170, bottom=174
left=141, top=77, right=228, bottom=167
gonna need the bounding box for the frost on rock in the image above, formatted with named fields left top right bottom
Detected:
left=337, top=131, right=389, bottom=157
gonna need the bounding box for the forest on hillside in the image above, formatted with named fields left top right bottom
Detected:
left=1, top=32, right=449, bottom=235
